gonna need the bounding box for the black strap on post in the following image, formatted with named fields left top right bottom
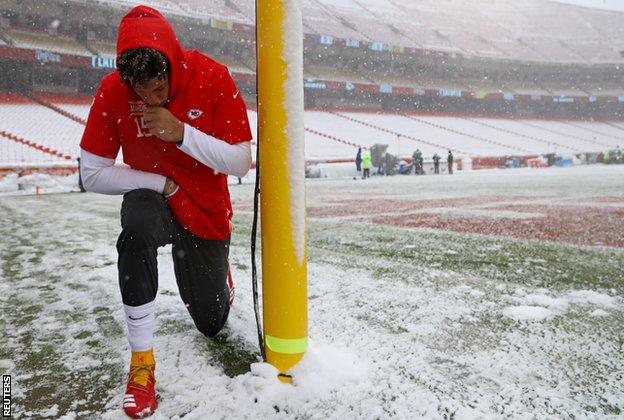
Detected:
left=252, top=0, right=265, bottom=361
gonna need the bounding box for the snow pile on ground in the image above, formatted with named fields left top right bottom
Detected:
left=218, top=344, right=367, bottom=416
left=0, top=173, right=19, bottom=193
left=503, top=288, right=620, bottom=321
left=0, top=172, right=79, bottom=195
left=502, top=305, right=556, bottom=321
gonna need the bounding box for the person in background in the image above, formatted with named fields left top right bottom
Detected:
left=79, top=6, right=252, bottom=418
left=447, top=150, right=454, bottom=174
left=355, top=147, right=362, bottom=179
left=362, top=149, right=372, bottom=179
left=433, top=152, right=440, bottom=174
left=412, top=149, right=422, bottom=175
left=378, top=150, right=387, bottom=175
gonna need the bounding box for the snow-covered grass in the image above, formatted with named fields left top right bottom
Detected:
left=0, top=165, right=623, bottom=418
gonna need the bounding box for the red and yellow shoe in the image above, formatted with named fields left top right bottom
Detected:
left=123, top=349, right=157, bottom=418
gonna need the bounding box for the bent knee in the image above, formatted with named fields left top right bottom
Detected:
left=193, top=306, right=230, bottom=338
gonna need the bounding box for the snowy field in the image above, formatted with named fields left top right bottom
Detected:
left=1, top=164, right=623, bottom=418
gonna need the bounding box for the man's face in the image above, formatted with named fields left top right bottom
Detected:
left=133, top=75, right=169, bottom=107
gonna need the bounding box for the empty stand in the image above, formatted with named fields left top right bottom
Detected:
left=401, top=115, right=537, bottom=155
left=5, top=30, right=90, bottom=57
left=304, top=64, right=372, bottom=84
left=2, top=91, right=622, bottom=169
left=91, top=42, right=116, bottom=56
left=51, top=103, right=91, bottom=121
left=104, top=0, right=187, bottom=15
left=562, top=120, right=624, bottom=142
left=0, top=97, right=85, bottom=160
left=224, top=0, right=256, bottom=24
left=300, top=1, right=369, bottom=40
left=171, top=0, right=251, bottom=24
left=462, top=118, right=579, bottom=154
left=219, top=55, right=254, bottom=73
left=70, top=0, right=624, bottom=64
left=305, top=110, right=410, bottom=157
left=516, top=120, right=617, bottom=149
left=31, top=93, right=93, bottom=121
left=325, top=111, right=467, bottom=156
left=0, top=130, right=71, bottom=164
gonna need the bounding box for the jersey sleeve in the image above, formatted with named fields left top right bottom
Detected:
left=80, top=80, right=120, bottom=159
left=211, top=68, right=252, bottom=144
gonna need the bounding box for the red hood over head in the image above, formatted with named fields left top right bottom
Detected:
left=116, top=5, right=187, bottom=98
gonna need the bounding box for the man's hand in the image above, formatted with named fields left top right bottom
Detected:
left=163, top=177, right=178, bottom=196
left=143, top=106, right=184, bottom=142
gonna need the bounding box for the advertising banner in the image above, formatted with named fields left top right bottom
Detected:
left=35, top=50, right=61, bottom=64
left=438, top=88, right=462, bottom=97
left=319, top=35, right=334, bottom=45
left=379, top=84, right=392, bottom=93
left=91, top=55, right=116, bottom=69
left=304, top=79, right=327, bottom=89
left=370, top=42, right=388, bottom=52
left=210, top=19, right=233, bottom=30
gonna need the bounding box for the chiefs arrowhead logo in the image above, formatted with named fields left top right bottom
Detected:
left=188, top=108, right=203, bottom=120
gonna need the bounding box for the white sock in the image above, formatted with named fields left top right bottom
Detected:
left=124, top=300, right=155, bottom=352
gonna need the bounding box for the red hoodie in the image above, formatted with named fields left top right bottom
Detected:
left=80, top=5, right=252, bottom=240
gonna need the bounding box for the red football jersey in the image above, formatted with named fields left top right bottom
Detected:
left=81, top=5, right=252, bottom=240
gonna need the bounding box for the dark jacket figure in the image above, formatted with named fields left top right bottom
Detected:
left=433, top=153, right=441, bottom=174
left=447, top=150, right=454, bottom=174
left=355, top=148, right=362, bottom=172
left=412, top=149, right=423, bottom=175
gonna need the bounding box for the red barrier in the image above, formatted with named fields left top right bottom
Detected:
left=0, top=91, right=30, bottom=104
left=35, top=92, right=91, bottom=105
left=470, top=155, right=542, bottom=170
left=0, top=166, right=78, bottom=179
left=29, top=94, right=87, bottom=125
left=471, top=156, right=508, bottom=170
left=0, top=129, right=74, bottom=160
